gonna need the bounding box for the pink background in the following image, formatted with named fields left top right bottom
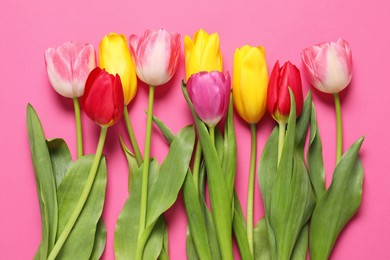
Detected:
left=1, top=0, right=389, bottom=259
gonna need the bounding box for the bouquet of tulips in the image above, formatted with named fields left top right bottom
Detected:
left=27, top=28, right=363, bottom=260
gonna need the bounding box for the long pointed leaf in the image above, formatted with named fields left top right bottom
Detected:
left=89, top=218, right=107, bottom=260
left=183, top=83, right=233, bottom=260
left=27, top=104, right=58, bottom=259
left=310, top=138, right=364, bottom=260
left=114, top=160, right=159, bottom=260
left=56, top=155, right=107, bottom=259
left=46, top=138, right=72, bottom=189
left=307, top=104, right=326, bottom=200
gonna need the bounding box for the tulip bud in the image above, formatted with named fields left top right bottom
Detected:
left=129, top=29, right=181, bottom=86
left=233, top=45, right=268, bottom=124
left=184, top=29, right=223, bottom=80
left=187, top=71, right=231, bottom=127
left=82, top=67, right=124, bottom=126
left=45, top=42, right=96, bottom=98
left=267, top=61, right=304, bottom=122
left=99, top=33, right=137, bottom=105
left=301, top=38, right=353, bottom=94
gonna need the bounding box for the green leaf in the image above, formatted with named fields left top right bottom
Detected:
left=258, top=128, right=278, bottom=214
left=203, top=205, right=223, bottom=260
left=254, top=217, right=271, bottom=260
left=182, top=83, right=233, bottom=260
left=310, top=137, right=364, bottom=260
left=143, top=217, right=166, bottom=260
left=159, top=218, right=170, bottom=260
left=56, top=155, right=107, bottom=259
left=232, top=192, right=252, bottom=260
left=27, top=104, right=58, bottom=259
left=307, top=104, right=326, bottom=200
left=223, top=95, right=237, bottom=207
left=259, top=92, right=315, bottom=259
left=145, top=126, right=195, bottom=227
left=290, top=224, right=308, bottom=260
left=89, top=218, right=107, bottom=260
left=46, top=138, right=72, bottom=189
left=114, top=160, right=159, bottom=260
left=119, top=135, right=140, bottom=194
left=186, top=230, right=200, bottom=260
left=183, top=171, right=212, bottom=260
left=253, top=218, right=308, bottom=260
left=152, top=114, right=175, bottom=144
left=295, top=92, right=312, bottom=151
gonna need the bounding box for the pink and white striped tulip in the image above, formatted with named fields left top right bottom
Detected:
left=129, top=29, right=180, bottom=86
left=301, top=38, right=352, bottom=94
left=45, top=42, right=96, bottom=98
left=187, top=71, right=231, bottom=127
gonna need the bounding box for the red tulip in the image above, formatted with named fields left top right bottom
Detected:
left=267, top=61, right=303, bottom=122
left=82, top=67, right=124, bottom=126
left=187, top=71, right=231, bottom=127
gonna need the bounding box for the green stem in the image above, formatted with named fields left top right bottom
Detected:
left=277, top=120, right=287, bottom=166
left=246, top=124, right=257, bottom=256
left=209, top=126, right=215, bottom=146
left=123, top=105, right=143, bottom=166
left=73, top=98, right=83, bottom=159
left=47, top=126, right=108, bottom=260
left=193, top=140, right=202, bottom=194
left=334, top=93, right=343, bottom=162
left=137, top=85, right=155, bottom=260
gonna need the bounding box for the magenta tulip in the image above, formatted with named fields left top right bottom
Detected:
left=129, top=29, right=180, bottom=86
left=187, top=71, right=231, bottom=127
left=82, top=67, right=124, bottom=126
left=45, top=42, right=96, bottom=98
left=267, top=61, right=303, bottom=122
left=301, top=38, right=352, bottom=94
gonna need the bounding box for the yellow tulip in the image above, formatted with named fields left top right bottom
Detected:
left=233, top=45, right=269, bottom=124
left=99, top=32, right=137, bottom=105
left=184, top=29, right=223, bottom=80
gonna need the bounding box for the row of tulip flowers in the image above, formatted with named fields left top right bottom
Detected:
left=27, top=28, right=363, bottom=260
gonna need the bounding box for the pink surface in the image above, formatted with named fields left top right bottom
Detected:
left=1, top=0, right=389, bottom=259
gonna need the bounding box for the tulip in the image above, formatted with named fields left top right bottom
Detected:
left=99, top=33, right=142, bottom=165
left=233, top=45, right=268, bottom=124
left=301, top=38, right=353, bottom=162
left=129, top=29, right=181, bottom=259
left=187, top=71, right=231, bottom=127
left=301, top=38, right=352, bottom=94
left=267, top=61, right=303, bottom=123
left=82, top=67, right=124, bottom=127
left=129, top=29, right=181, bottom=86
left=45, top=42, right=96, bottom=98
left=45, top=41, right=96, bottom=158
left=184, top=29, right=223, bottom=80
left=232, top=45, right=268, bottom=256
left=99, top=33, right=137, bottom=105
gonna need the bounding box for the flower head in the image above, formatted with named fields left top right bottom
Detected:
left=184, top=29, right=223, bottom=80
left=82, top=67, right=124, bottom=126
left=301, top=38, right=353, bottom=94
left=45, top=42, right=96, bottom=98
left=233, top=45, right=268, bottom=124
left=99, top=33, right=137, bottom=105
left=267, top=61, right=303, bottom=122
left=187, top=71, right=231, bottom=127
left=129, top=29, right=180, bottom=86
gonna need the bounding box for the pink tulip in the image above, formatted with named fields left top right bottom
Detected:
left=187, top=71, right=231, bottom=127
left=45, top=42, right=96, bottom=98
left=129, top=29, right=180, bottom=86
left=301, top=38, right=352, bottom=94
